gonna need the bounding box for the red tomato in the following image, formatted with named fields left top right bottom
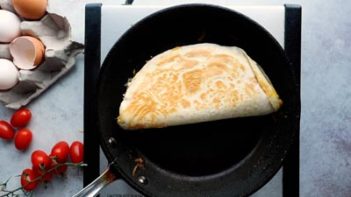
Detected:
left=11, top=108, right=32, bottom=128
left=21, top=168, right=39, bottom=191
left=14, top=128, right=32, bottom=150
left=0, top=120, right=15, bottom=140
left=70, top=141, right=84, bottom=163
left=31, top=150, right=52, bottom=173
left=50, top=141, right=69, bottom=163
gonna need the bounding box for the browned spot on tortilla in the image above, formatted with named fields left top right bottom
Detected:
left=181, top=99, right=191, bottom=108
left=184, top=49, right=211, bottom=58
left=180, top=59, right=198, bottom=68
left=215, top=81, right=226, bottom=89
left=183, top=69, right=202, bottom=94
left=212, top=97, right=221, bottom=109
left=230, top=89, right=240, bottom=107
left=157, top=53, right=180, bottom=66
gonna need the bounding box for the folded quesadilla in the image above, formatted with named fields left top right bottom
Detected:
left=117, top=43, right=282, bottom=130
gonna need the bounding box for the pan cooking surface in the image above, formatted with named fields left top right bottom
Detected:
left=118, top=117, right=270, bottom=176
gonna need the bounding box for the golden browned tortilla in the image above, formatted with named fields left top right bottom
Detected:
left=117, top=43, right=282, bottom=130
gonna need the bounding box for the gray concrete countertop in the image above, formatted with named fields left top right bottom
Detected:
left=1, top=0, right=350, bottom=196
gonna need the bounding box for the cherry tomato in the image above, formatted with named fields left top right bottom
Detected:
left=31, top=150, right=52, bottom=173
left=50, top=141, right=69, bottom=163
left=14, top=128, right=32, bottom=150
left=69, top=141, right=84, bottom=163
left=11, top=108, right=32, bottom=128
left=21, top=168, right=39, bottom=191
left=0, top=120, right=15, bottom=140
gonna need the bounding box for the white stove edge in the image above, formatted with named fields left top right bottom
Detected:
left=99, top=4, right=285, bottom=197
left=100, top=4, right=284, bottom=63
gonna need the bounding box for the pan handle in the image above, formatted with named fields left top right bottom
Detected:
left=72, top=166, right=117, bottom=197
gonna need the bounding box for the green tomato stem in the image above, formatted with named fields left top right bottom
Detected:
left=0, top=162, right=87, bottom=197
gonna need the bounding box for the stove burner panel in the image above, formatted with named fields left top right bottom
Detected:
left=84, top=4, right=301, bottom=197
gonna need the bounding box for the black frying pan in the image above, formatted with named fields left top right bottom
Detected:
left=75, top=4, right=300, bottom=197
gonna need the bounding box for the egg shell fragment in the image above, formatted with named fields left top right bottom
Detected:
left=10, top=36, right=45, bottom=70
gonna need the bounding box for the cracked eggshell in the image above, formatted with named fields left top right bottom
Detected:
left=10, top=36, right=45, bottom=70
left=0, top=10, right=21, bottom=43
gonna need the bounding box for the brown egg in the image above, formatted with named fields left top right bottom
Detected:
left=9, top=36, right=45, bottom=70
left=12, top=0, right=47, bottom=20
